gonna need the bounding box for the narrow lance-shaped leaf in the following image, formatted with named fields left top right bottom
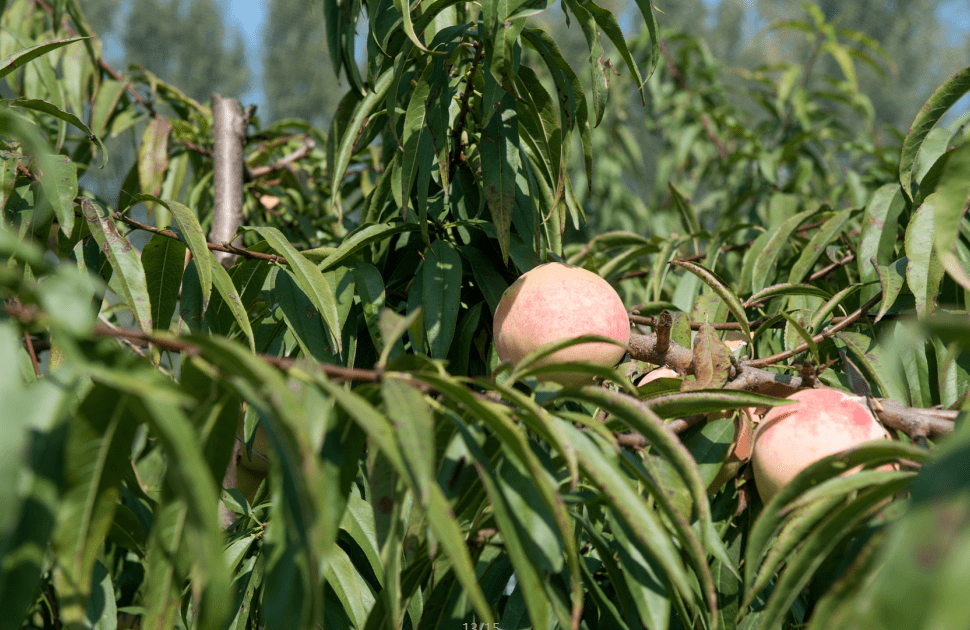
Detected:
left=788, top=208, right=853, bottom=284
left=331, top=69, right=393, bottom=212
left=397, top=63, right=434, bottom=226
left=138, top=115, right=172, bottom=215
left=166, top=199, right=213, bottom=308
left=899, top=66, right=970, bottom=200
left=209, top=256, right=256, bottom=350
left=561, top=0, right=609, bottom=125
left=52, top=385, right=138, bottom=626
left=521, top=28, right=593, bottom=187
left=453, top=421, right=557, bottom=629
left=276, top=268, right=337, bottom=361
left=315, top=378, right=495, bottom=623
left=515, top=66, right=564, bottom=204
left=382, top=378, right=434, bottom=507
left=750, top=206, right=817, bottom=293
left=671, top=259, right=751, bottom=343
left=251, top=226, right=342, bottom=354
left=0, top=37, right=89, bottom=81
left=423, top=239, right=462, bottom=359
left=905, top=195, right=946, bottom=317
left=8, top=97, right=107, bottom=168
left=80, top=199, right=154, bottom=332
left=481, top=92, right=519, bottom=264
left=41, top=153, right=77, bottom=236
left=141, top=232, right=186, bottom=330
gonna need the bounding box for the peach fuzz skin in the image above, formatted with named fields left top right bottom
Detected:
left=493, top=263, right=630, bottom=386
left=751, top=388, right=891, bottom=503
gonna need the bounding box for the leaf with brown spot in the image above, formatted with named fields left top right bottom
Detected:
left=138, top=115, right=172, bottom=218
left=684, top=323, right=731, bottom=391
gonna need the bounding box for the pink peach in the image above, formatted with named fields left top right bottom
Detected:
left=493, top=263, right=630, bottom=386
left=751, top=388, right=890, bottom=503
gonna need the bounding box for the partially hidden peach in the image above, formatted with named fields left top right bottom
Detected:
left=635, top=367, right=680, bottom=385
left=751, top=388, right=891, bottom=503
left=493, top=262, right=630, bottom=386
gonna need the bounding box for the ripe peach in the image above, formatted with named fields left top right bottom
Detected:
left=751, top=388, right=891, bottom=503
left=635, top=367, right=680, bottom=385
left=493, top=262, right=630, bottom=386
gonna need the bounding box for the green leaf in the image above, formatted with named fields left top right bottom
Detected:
left=327, top=544, right=378, bottom=629
left=560, top=422, right=713, bottom=620
left=209, top=256, right=256, bottom=350
left=670, top=259, right=750, bottom=342
left=858, top=184, right=906, bottom=300
left=899, top=65, right=970, bottom=200
left=630, top=0, right=661, bottom=81
left=277, top=268, right=339, bottom=362
left=458, top=246, right=508, bottom=316
left=515, top=66, right=564, bottom=206
left=330, top=69, right=393, bottom=211
left=392, top=0, right=429, bottom=51
left=397, top=63, right=434, bottom=226
left=80, top=198, right=154, bottom=332
left=581, top=0, right=646, bottom=104
left=138, top=115, right=172, bottom=210
left=7, top=97, right=106, bottom=168
left=643, top=390, right=792, bottom=419
left=317, top=223, right=411, bottom=271
left=165, top=198, right=213, bottom=309
left=745, top=283, right=833, bottom=308
left=422, top=239, right=462, bottom=359
left=315, top=378, right=495, bottom=623
left=382, top=378, right=435, bottom=508
left=141, top=232, right=186, bottom=331
left=453, top=420, right=556, bottom=630
left=40, top=153, right=77, bottom=236
left=481, top=91, right=520, bottom=264
left=751, top=206, right=817, bottom=293
left=0, top=37, right=88, bottom=81
left=89, top=79, right=127, bottom=139
left=905, top=195, right=946, bottom=317
left=788, top=209, right=853, bottom=284
left=53, top=384, right=139, bottom=625
left=916, top=142, right=970, bottom=259
left=251, top=226, right=342, bottom=354
left=521, top=28, right=593, bottom=188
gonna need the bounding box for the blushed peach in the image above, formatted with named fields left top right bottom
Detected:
left=493, top=262, right=630, bottom=386
left=751, top=388, right=890, bottom=503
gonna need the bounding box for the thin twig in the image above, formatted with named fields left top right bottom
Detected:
left=747, top=292, right=884, bottom=368
left=23, top=329, right=41, bottom=377
left=249, top=136, right=315, bottom=178
left=88, top=208, right=288, bottom=265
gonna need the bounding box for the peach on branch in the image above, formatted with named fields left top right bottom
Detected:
left=751, top=388, right=891, bottom=503
left=634, top=367, right=680, bottom=385
left=493, top=262, right=630, bottom=386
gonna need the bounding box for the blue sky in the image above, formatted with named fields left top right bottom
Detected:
left=223, top=0, right=268, bottom=108
left=221, top=0, right=970, bottom=115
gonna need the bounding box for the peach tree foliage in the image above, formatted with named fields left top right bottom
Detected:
left=0, top=0, right=968, bottom=628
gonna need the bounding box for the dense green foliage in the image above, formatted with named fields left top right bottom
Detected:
left=1, top=1, right=969, bottom=629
